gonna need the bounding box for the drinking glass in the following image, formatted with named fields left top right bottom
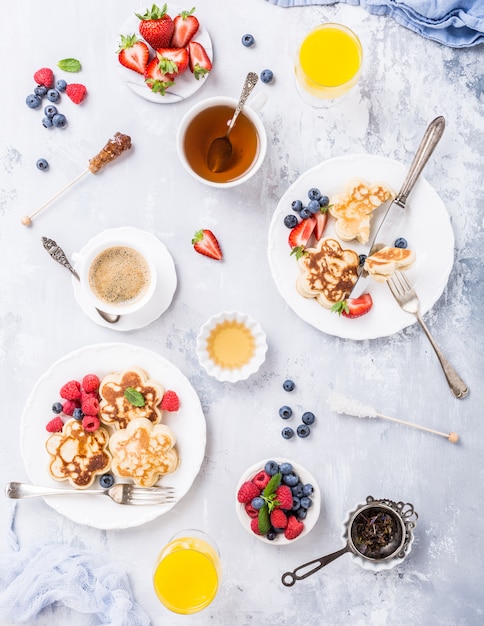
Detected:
left=153, top=530, right=221, bottom=614
left=295, top=23, right=363, bottom=107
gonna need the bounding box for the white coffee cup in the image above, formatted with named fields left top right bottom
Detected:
left=74, top=233, right=157, bottom=317
left=176, top=93, right=268, bottom=188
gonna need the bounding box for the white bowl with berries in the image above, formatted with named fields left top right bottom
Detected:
left=236, top=458, right=321, bottom=544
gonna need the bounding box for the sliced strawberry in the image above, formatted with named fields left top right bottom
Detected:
left=144, top=57, right=175, bottom=94
left=188, top=41, right=212, bottom=80
left=118, top=34, right=150, bottom=74
left=314, top=210, right=328, bottom=240
left=288, top=216, right=316, bottom=254
left=155, top=47, right=189, bottom=78
left=171, top=8, right=199, bottom=48
left=332, top=293, right=373, bottom=318
left=192, top=229, right=222, bottom=260
left=136, top=4, right=174, bottom=49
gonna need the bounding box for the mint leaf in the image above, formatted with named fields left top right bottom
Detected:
left=258, top=505, right=271, bottom=535
left=57, top=58, right=82, bottom=72
left=124, top=387, right=145, bottom=407
left=263, top=472, right=281, bottom=497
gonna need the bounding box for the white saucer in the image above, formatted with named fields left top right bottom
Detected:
left=72, top=227, right=177, bottom=331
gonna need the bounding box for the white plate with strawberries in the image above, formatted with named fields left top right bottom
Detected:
left=267, top=154, right=455, bottom=340
left=20, top=343, right=206, bottom=529
left=116, top=4, right=213, bottom=104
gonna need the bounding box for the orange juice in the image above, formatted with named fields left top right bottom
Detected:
left=206, top=320, right=255, bottom=370
left=153, top=533, right=220, bottom=614
left=295, top=23, right=363, bottom=102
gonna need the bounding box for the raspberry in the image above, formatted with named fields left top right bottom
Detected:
left=270, top=508, right=288, bottom=529
left=66, top=83, right=87, bottom=104
left=161, top=390, right=180, bottom=412
left=60, top=380, right=81, bottom=401
left=284, top=515, right=304, bottom=540
left=250, top=517, right=262, bottom=535
left=62, top=399, right=80, bottom=416
left=252, top=470, right=270, bottom=490
left=82, top=415, right=100, bottom=432
left=46, top=416, right=64, bottom=433
left=82, top=374, right=100, bottom=393
left=244, top=503, right=259, bottom=519
left=237, top=480, right=260, bottom=504
left=81, top=395, right=99, bottom=416
left=34, top=67, right=54, bottom=88
left=275, top=485, right=293, bottom=510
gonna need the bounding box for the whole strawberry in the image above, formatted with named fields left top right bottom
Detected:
left=136, top=3, right=174, bottom=49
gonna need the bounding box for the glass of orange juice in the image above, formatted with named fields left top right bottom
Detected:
left=153, top=530, right=221, bottom=614
left=295, top=23, right=363, bottom=107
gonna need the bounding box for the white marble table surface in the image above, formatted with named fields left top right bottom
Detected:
left=1, top=0, right=483, bottom=624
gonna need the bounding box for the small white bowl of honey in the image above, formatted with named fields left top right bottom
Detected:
left=196, top=311, right=267, bottom=382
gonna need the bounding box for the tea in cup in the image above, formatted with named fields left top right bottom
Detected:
left=153, top=530, right=221, bottom=614
left=295, top=23, right=363, bottom=107
left=176, top=94, right=267, bottom=188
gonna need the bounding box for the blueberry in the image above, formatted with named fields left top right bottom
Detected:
left=42, top=117, right=54, bottom=128
left=308, top=188, right=321, bottom=201
left=264, top=460, right=279, bottom=475
left=260, top=69, right=274, bottom=84
left=302, top=483, right=314, bottom=496
left=52, top=113, right=67, bottom=128
left=300, top=207, right=312, bottom=219
left=72, top=407, right=84, bottom=420
left=46, top=88, right=60, bottom=102
left=279, top=405, right=293, bottom=419
left=296, top=508, right=307, bottom=520
left=301, top=411, right=315, bottom=425
left=251, top=496, right=265, bottom=510
left=283, top=379, right=295, bottom=392
left=281, top=426, right=294, bottom=440
left=52, top=401, right=63, bottom=414
left=99, top=473, right=115, bottom=489
left=36, top=158, right=49, bottom=171
left=307, top=199, right=321, bottom=214
left=359, top=253, right=367, bottom=266
left=279, top=462, right=293, bottom=475
left=283, top=472, right=299, bottom=487
left=241, top=33, right=255, bottom=47
left=34, top=85, right=47, bottom=97
left=284, top=214, right=298, bottom=229
left=26, top=94, right=42, bottom=108
left=291, top=482, right=304, bottom=498
left=266, top=529, right=277, bottom=540
left=291, top=199, right=303, bottom=212
left=319, top=195, right=329, bottom=207
left=300, top=496, right=313, bottom=509
left=44, top=104, right=58, bottom=118
left=395, top=237, right=408, bottom=249
left=55, top=79, right=67, bottom=92
left=291, top=496, right=301, bottom=511
left=297, top=424, right=311, bottom=438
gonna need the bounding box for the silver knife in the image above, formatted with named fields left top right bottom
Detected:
left=348, top=115, right=446, bottom=299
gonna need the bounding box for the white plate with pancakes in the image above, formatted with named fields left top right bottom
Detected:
left=20, top=343, right=206, bottom=529
left=267, top=154, right=455, bottom=340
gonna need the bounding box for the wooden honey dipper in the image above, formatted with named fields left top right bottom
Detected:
left=21, top=132, right=132, bottom=226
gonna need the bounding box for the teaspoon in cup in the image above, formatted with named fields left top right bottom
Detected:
left=206, top=71, right=259, bottom=173
left=41, top=237, right=120, bottom=324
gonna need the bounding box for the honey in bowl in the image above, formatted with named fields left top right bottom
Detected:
left=183, top=105, right=259, bottom=183
left=206, top=320, right=255, bottom=370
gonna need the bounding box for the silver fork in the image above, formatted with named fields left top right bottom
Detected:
left=5, top=482, right=176, bottom=506
left=387, top=271, right=468, bottom=399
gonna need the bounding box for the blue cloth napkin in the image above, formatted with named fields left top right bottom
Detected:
left=265, top=0, right=484, bottom=47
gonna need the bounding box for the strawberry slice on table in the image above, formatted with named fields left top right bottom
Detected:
left=144, top=57, right=175, bottom=94
left=136, top=3, right=174, bottom=49
left=188, top=41, right=212, bottom=79
left=118, top=34, right=150, bottom=74
left=171, top=7, right=199, bottom=48
left=155, top=47, right=189, bottom=77
left=331, top=293, right=373, bottom=318
left=192, top=229, right=222, bottom=260
left=288, top=216, right=316, bottom=258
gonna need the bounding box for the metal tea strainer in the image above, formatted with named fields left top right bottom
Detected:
left=282, top=496, right=418, bottom=586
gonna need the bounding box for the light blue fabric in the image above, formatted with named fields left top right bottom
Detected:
left=265, top=0, right=484, bottom=47
left=0, top=504, right=151, bottom=626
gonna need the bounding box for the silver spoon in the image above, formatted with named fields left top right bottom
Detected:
left=41, top=237, right=120, bottom=324
left=207, top=71, right=259, bottom=173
